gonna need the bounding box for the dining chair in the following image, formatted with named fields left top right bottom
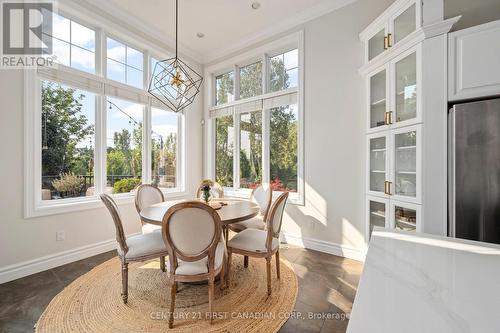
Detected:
left=135, top=184, right=165, bottom=234
left=100, top=194, right=169, bottom=304
left=227, top=191, right=288, bottom=296
left=195, top=181, right=224, bottom=199
left=161, top=201, right=226, bottom=328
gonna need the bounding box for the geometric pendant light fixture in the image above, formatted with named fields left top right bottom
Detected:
left=148, top=0, right=203, bottom=113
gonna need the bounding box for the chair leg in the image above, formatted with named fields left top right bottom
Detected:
left=219, top=256, right=226, bottom=290
left=208, top=276, right=215, bottom=324
left=160, top=256, right=166, bottom=272
left=121, top=260, right=129, bottom=304
left=168, top=278, right=177, bottom=329
left=244, top=255, right=249, bottom=268
left=266, top=257, right=272, bottom=296
left=227, top=248, right=232, bottom=288
left=276, top=251, right=280, bottom=279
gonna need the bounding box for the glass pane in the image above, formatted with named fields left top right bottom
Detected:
left=127, top=47, right=144, bottom=70
left=107, top=38, right=126, bottom=63
left=395, top=131, right=417, bottom=197
left=127, top=66, right=144, bottom=89
left=239, top=62, right=262, bottom=99
left=240, top=111, right=262, bottom=189
left=41, top=81, right=95, bottom=201
left=215, top=116, right=234, bottom=187
left=71, top=46, right=95, bottom=74
left=370, top=69, right=386, bottom=128
left=270, top=49, right=298, bottom=92
left=107, top=59, right=126, bottom=83
left=370, top=137, right=386, bottom=192
left=369, top=201, right=386, bottom=238
left=394, top=4, right=416, bottom=44
left=71, top=21, right=95, bottom=51
left=395, top=52, right=417, bottom=123
left=215, top=72, right=234, bottom=105
left=368, top=28, right=385, bottom=61
left=270, top=104, right=298, bottom=192
left=106, top=97, right=143, bottom=194
left=50, top=12, right=70, bottom=42
left=286, top=67, right=298, bottom=89
left=52, top=38, right=70, bottom=66
left=284, top=49, right=298, bottom=69
left=395, top=206, right=417, bottom=231
left=151, top=108, right=178, bottom=189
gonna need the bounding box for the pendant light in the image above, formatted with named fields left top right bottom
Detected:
left=148, top=0, right=203, bottom=113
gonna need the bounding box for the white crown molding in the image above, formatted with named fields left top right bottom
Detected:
left=422, top=15, right=462, bottom=39
left=203, top=0, right=357, bottom=64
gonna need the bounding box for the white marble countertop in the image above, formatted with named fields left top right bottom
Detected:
left=347, top=229, right=500, bottom=333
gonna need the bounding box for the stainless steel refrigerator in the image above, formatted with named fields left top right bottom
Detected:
left=448, top=98, right=500, bottom=244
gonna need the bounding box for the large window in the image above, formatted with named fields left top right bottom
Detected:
left=42, top=12, right=96, bottom=73
left=106, top=38, right=144, bottom=89
left=41, top=81, right=95, bottom=200
left=151, top=108, right=179, bottom=189
left=270, top=49, right=298, bottom=92
left=240, top=62, right=262, bottom=99
left=215, top=116, right=234, bottom=187
left=239, top=112, right=262, bottom=188
left=215, top=71, right=234, bottom=105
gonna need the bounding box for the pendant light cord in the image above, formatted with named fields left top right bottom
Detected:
left=175, top=0, right=178, bottom=59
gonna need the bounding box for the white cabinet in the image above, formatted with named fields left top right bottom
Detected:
left=366, top=196, right=389, bottom=240
left=449, top=19, right=500, bottom=101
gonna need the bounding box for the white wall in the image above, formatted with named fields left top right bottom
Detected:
left=0, top=68, right=203, bottom=282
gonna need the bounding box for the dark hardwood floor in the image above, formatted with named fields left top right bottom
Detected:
left=0, top=245, right=362, bottom=333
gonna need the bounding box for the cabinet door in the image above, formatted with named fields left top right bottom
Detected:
left=390, top=200, right=421, bottom=232
left=367, top=133, right=390, bottom=197
left=367, top=65, right=390, bottom=132
left=391, top=125, right=421, bottom=203
left=391, top=47, right=420, bottom=126
left=367, top=25, right=388, bottom=61
left=390, top=1, right=419, bottom=46
left=366, top=196, right=390, bottom=240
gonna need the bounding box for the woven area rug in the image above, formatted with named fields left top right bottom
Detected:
left=35, top=255, right=298, bottom=332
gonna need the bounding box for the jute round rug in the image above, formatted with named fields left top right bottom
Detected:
left=35, top=255, right=298, bottom=332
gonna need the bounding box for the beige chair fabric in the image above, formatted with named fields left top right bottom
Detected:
left=167, top=241, right=225, bottom=275
left=118, top=232, right=168, bottom=260
left=227, top=229, right=279, bottom=252
left=135, top=184, right=164, bottom=214
left=229, top=183, right=272, bottom=233
left=196, top=181, right=224, bottom=199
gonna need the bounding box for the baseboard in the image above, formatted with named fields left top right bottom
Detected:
left=0, top=232, right=140, bottom=284
left=281, top=233, right=366, bottom=262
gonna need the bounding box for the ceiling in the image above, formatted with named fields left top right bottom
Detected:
left=84, top=0, right=355, bottom=64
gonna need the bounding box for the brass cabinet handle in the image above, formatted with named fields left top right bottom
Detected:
left=384, top=181, right=392, bottom=195
left=388, top=111, right=393, bottom=124
left=387, top=33, right=392, bottom=47
left=384, top=36, right=388, bottom=50
left=384, top=112, right=389, bottom=125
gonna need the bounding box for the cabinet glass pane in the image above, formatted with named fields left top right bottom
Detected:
left=370, top=70, right=387, bottom=129
left=368, top=29, right=385, bottom=61
left=370, top=137, right=386, bottom=192
left=394, top=4, right=416, bottom=44
left=395, top=52, right=417, bottom=123
left=369, top=201, right=386, bottom=238
left=394, top=206, right=416, bottom=231
left=395, top=131, right=416, bottom=197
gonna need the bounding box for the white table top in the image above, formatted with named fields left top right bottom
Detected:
left=347, top=229, right=500, bottom=333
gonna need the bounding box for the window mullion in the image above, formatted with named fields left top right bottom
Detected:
left=233, top=113, right=240, bottom=190
left=262, top=108, right=270, bottom=185
left=234, top=65, right=240, bottom=101
left=95, top=94, right=107, bottom=195
left=143, top=103, right=151, bottom=184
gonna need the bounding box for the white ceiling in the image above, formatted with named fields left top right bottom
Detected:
left=84, top=0, right=356, bottom=64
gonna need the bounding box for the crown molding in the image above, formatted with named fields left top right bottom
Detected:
left=422, top=15, right=462, bottom=39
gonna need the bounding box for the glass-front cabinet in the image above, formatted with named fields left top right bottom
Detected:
left=367, top=26, right=388, bottom=61
left=367, top=133, right=390, bottom=197
left=393, top=50, right=418, bottom=125
left=391, top=3, right=417, bottom=46
left=368, top=67, right=389, bottom=131
left=390, top=200, right=421, bottom=232
left=391, top=125, right=420, bottom=203
left=366, top=197, right=389, bottom=239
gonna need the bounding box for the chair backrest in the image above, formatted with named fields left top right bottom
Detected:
left=100, top=194, right=128, bottom=254
left=251, top=183, right=272, bottom=220
left=162, top=201, right=221, bottom=272
left=135, top=184, right=164, bottom=215
left=265, top=192, right=289, bottom=252
left=195, top=181, right=224, bottom=199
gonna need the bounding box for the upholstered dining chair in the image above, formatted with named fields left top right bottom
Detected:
left=161, top=201, right=226, bottom=328
left=195, top=181, right=224, bottom=199
left=135, top=184, right=165, bottom=234
left=100, top=194, right=169, bottom=304
left=227, top=191, right=288, bottom=296
left=228, top=183, right=272, bottom=233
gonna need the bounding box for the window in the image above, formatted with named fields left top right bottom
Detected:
left=239, top=112, right=262, bottom=188
left=270, top=49, right=298, bottom=92
left=215, top=116, right=234, bottom=187
left=106, top=98, right=143, bottom=194
left=107, top=38, right=144, bottom=89
left=215, top=71, right=234, bottom=105
left=151, top=108, right=179, bottom=189
left=270, top=104, right=298, bottom=192
left=41, top=81, right=95, bottom=200
left=239, top=62, right=262, bottom=99
left=42, top=12, right=96, bottom=73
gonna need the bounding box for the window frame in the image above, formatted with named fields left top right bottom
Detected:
left=24, top=8, right=187, bottom=218
left=204, top=31, right=304, bottom=205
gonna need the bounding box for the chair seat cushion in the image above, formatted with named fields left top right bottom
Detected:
left=119, top=232, right=168, bottom=260
left=167, top=241, right=225, bottom=276
left=228, top=229, right=279, bottom=253
left=229, top=216, right=266, bottom=232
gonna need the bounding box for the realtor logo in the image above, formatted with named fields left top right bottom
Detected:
left=1, top=1, right=55, bottom=68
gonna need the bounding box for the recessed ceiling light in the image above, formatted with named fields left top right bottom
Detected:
left=251, top=2, right=260, bottom=10
left=196, top=32, right=205, bottom=38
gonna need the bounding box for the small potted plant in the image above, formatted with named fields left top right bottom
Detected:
left=200, top=179, right=214, bottom=204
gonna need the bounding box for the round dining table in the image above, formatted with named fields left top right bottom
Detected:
left=139, top=198, right=260, bottom=240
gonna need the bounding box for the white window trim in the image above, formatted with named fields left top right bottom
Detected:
left=23, top=7, right=188, bottom=218
left=204, top=31, right=305, bottom=205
